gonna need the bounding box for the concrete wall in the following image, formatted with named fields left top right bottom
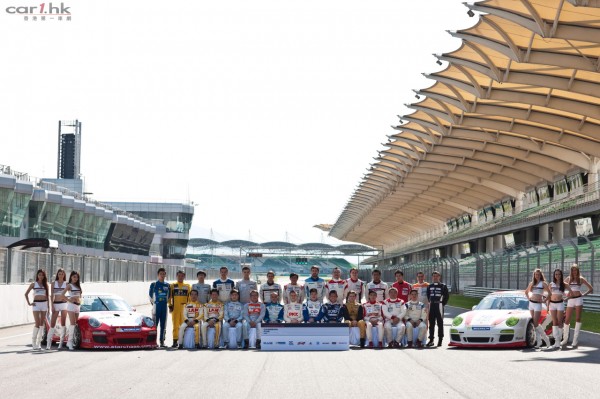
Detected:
left=1, top=281, right=152, bottom=328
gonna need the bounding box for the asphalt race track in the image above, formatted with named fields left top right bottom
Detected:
left=1, top=305, right=598, bottom=399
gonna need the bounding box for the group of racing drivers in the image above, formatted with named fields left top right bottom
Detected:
left=148, top=265, right=450, bottom=349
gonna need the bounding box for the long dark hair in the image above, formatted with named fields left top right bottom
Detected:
left=35, top=269, right=49, bottom=296
left=54, top=268, right=66, bottom=283
left=68, top=271, right=82, bottom=291
left=569, top=265, right=581, bottom=285
left=553, top=269, right=565, bottom=292
left=531, top=268, right=545, bottom=286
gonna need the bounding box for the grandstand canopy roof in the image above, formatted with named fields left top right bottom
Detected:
left=331, top=0, right=600, bottom=250
left=188, top=238, right=377, bottom=255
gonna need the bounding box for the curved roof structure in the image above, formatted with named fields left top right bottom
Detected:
left=188, top=238, right=375, bottom=254
left=331, top=0, right=600, bottom=249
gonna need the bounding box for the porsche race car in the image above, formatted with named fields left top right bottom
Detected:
left=45, top=293, right=157, bottom=349
left=449, top=290, right=553, bottom=348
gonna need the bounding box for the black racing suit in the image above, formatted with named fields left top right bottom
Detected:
left=426, top=282, right=449, bottom=340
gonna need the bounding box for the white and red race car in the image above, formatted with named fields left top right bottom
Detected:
left=45, top=293, right=157, bottom=349
left=449, top=290, right=553, bottom=348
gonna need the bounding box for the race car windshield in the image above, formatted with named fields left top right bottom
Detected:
left=81, top=296, right=133, bottom=312
left=476, top=296, right=528, bottom=310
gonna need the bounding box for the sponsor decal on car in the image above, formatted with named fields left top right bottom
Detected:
left=116, top=327, right=141, bottom=332
left=472, top=327, right=491, bottom=331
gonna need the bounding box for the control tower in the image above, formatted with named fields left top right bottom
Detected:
left=57, top=120, right=82, bottom=179
left=41, top=120, right=83, bottom=194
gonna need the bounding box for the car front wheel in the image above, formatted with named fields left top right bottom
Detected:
left=525, top=321, right=535, bottom=348
left=73, top=326, right=82, bottom=349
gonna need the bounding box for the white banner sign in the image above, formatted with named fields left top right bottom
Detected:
left=261, top=323, right=349, bottom=351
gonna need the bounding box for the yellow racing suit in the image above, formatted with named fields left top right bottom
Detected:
left=169, top=282, right=190, bottom=343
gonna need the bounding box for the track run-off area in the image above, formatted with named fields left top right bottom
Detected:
left=1, top=305, right=598, bottom=399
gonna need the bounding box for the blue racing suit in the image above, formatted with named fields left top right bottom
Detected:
left=322, top=303, right=344, bottom=322
left=149, top=280, right=170, bottom=344
left=223, top=301, right=245, bottom=345
left=264, top=302, right=284, bottom=323
left=302, top=300, right=324, bottom=323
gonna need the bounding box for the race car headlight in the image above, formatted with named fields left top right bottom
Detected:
left=505, top=317, right=519, bottom=327
left=452, top=316, right=464, bottom=326
left=88, top=318, right=102, bottom=328
left=143, top=317, right=155, bottom=328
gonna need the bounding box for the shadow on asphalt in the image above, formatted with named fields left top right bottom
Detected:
left=447, top=344, right=600, bottom=365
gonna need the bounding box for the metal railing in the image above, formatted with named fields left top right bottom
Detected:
left=358, top=259, right=459, bottom=293
left=363, top=237, right=599, bottom=311
left=0, top=247, right=243, bottom=284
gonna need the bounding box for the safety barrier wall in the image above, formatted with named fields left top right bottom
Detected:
left=0, top=247, right=244, bottom=327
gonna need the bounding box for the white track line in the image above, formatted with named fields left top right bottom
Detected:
left=0, top=332, right=31, bottom=340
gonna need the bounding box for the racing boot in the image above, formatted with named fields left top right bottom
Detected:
left=46, top=327, right=54, bottom=350
left=244, top=339, right=249, bottom=349
left=359, top=338, right=365, bottom=348
left=32, top=327, right=39, bottom=350
left=256, top=339, right=261, bottom=349
left=561, top=323, right=569, bottom=346
left=572, top=322, right=582, bottom=347
left=172, top=340, right=178, bottom=348
left=407, top=341, right=413, bottom=348
left=57, top=326, right=65, bottom=349
left=66, top=326, right=75, bottom=350
left=426, top=339, right=435, bottom=347
left=437, top=338, right=443, bottom=347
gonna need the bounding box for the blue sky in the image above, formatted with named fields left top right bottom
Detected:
left=0, top=0, right=473, bottom=244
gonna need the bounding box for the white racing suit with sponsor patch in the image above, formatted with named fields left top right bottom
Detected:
left=283, top=303, right=303, bottom=323
left=404, top=301, right=428, bottom=343
left=382, top=298, right=406, bottom=344
left=363, top=301, right=384, bottom=345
